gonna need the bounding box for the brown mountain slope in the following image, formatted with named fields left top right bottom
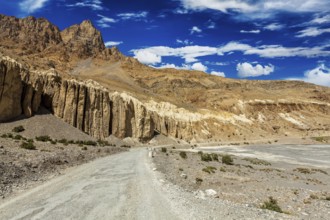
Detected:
left=0, top=14, right=329, bottom=142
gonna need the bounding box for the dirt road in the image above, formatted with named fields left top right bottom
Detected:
left=0, top=148, right=290, bottom=220
left=0, top=149, right=181, bottom=220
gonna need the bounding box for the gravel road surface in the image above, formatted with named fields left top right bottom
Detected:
left=0, top=148, right=292, bottom=220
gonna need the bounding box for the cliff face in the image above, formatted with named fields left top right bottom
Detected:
left=0, top=57, right=24, bottom=121
left=1, top=56, right=330, bottom=141
left=0, top=14, right=330, bottom=142
left=0, top=57, right=154, bottom=140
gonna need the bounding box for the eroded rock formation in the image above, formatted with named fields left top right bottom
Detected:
left=1, top=56, right=330, bottom=141
left=0, top=57, right=24, bottom=121
left=1, top=14, right=330, bottom=142
left=0, top=57, right=155, bottom=140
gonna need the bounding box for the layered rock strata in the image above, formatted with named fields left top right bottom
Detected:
left=0, top=57, right=165, bottom=140
left=1, top=56, right=330, bottom=141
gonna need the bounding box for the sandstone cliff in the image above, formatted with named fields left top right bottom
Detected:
left=0, top=14, right=330, bottom=142
left=1, top=56, right=330, bottom=142
left=0, top=57, right=24, bottom=121
left=0, top=57, right=155, bottom=140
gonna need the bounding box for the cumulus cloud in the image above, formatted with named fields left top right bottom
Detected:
left=237, top=62, right=274, bottom=78
left=210, top=71, right=226, bottom=77
left=117, top=11, right=148, bottom=20
left=296, top=27, right=330, bottom=38
left=157, top=63, right=191, bottom=70
left=289, top=64, right=330, bottom=87
left=134, top=50, right=162, bottom=65
left=218, top=41, right=330, bottom=58
left=132, top=42, right=330, bottom=65
left=131, top=46, right=217, bottom=64
left=240, top=29, right=260, bottom=34
left=264, top=23, right=284, bottom=31
left=66, top=0, right=104, bottom=10
left=191, top=62, right=208, bottom=72
left=177, top=0, right=330, bottom=19
left=96, top=14, right=116, bottom=28
left=178, top=0, right=255, bottom=13
left=19, top=0, right=49, bottom=13
left=105, top=41, right=123, bottom=47
left=156, top=62, right=208, bottom=72
left=190, top=26, right=202, bottom=34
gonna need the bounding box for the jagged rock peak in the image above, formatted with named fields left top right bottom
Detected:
left=0, top=14, right=62, bottom=51
left=0, top=14, right=136, bottom=65
left=61, top=19, right=105, bottom=58
left=80, top=19, right=93, bottom=27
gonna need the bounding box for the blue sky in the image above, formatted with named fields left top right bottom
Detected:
left=1, top=0, right=330, bottom=86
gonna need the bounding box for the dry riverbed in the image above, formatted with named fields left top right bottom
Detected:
left=153, top=145, right=330, bottom=219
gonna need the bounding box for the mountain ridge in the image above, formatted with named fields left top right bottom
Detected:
left=0, top=14, right=330, bottom=142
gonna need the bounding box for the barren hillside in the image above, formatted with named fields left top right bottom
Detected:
left=0, top=14, right=329, bottom=142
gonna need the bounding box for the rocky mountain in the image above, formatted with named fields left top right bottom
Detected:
left=60, top=20, right=105, bottom=58
left=0, top=15, right=62, bottom=52
left=0, top=14, right=330, bottom=142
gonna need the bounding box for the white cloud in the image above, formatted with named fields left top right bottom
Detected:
left=105, top=41, right=123, bottom=47
left=218, top=41, right=330, bottom=58
left=289, top=64, right=330, bottom=87
left=240, top=29, right=260, bottom=34
left=206, top=20, right=216, bottom=29
left=176, top=39, right=193, bottom=45
left=96, top=14, right=116, bottom=28
left=155, top=62, right=208, bottom=72
left=134, top=50, right=161, bottom=65
left=177, top=0, right=330, bottom=19
left=296, top=27, right=330, bottom=38
left=264, top=23, right=284, bottom=31
left=157, top=63, right=191, bottom=70
left=207, top=61, right=230, bottom=66
left=66, top=0, right=104, bottom=10
left=132, top=41, right=330, bottom=66
left=191, top=62, right=208, bottom=72
left=210, top=71, right=226, bottom=77
left=173, top=8, right=189, bottom=14
left=157, top=63, right=180, bottom=69
left=19, top=0, right=49, bottom=13
left=178, top=0, right=255, bottom=13
left=190, top=26, right=202, bottom=34
left=131, top=46, right=218, bottom=64
left=237, top=62, right=274, bottom=78
left=310, top=15, right=330, bottom=24
left=117, top=11, right=148, bottom=20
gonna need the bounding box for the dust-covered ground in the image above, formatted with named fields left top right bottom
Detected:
left=0, top=110, right=128, bottom=200
left=153, top=144, right=330, bottom=219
